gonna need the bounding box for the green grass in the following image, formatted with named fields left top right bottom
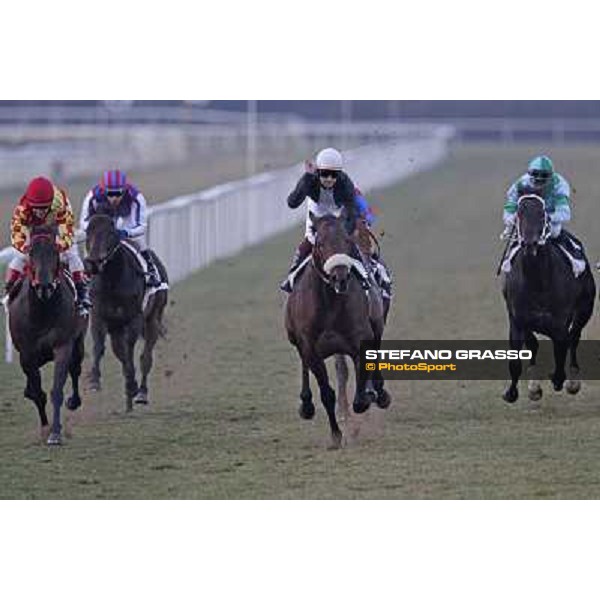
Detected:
left=2, top=142, right=600, bottom=498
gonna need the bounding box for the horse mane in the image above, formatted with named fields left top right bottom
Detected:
left=311, top=214, right=347, bottom=240
left=87, top=212, right=115, bottom=235
left=31, top=224, right=58, bottom=240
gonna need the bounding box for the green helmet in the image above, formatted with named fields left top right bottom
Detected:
left=527, top=155, right=554, bottom=187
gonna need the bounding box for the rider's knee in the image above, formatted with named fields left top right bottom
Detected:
left=8, top=252, right=27, bottom=273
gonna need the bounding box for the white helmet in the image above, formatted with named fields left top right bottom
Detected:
left=316, top=147, right=343, bottom=171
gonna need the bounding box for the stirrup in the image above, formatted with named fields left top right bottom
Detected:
left=147, top=274, right=161, bottom=287
left=76, top=302, right=90, bottom=317
left=280, top=278, right=293, bottom=293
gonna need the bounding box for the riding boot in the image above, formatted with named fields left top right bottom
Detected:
left=349, top=243, right=371, bottom=290
left=371, top=256, right=393, bottom=299
left=75, top=280, right=92, bottom=316
left=3, top=269, right=22, bottom=303
left=4, top=280, right=16, bottom=298
left=280, top=239, right=313, bottom=293
left=141, top=250, right=161, bottom=287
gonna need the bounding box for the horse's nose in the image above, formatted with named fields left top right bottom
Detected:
left=331, top=266, right=350, bottom=294
left=36, top=283, right=53, bottom=301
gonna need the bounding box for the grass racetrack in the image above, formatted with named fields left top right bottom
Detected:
left=1, top=142, right=600, bottom=499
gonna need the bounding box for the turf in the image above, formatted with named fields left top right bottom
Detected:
left=1, top=142, right=600, bottom=498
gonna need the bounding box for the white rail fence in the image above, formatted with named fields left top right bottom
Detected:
left=0, top=126, right=454, bottom=362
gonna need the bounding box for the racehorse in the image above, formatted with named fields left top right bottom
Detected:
left=335, top=217, right=392, bottom=422
left=83, top=213, right=168, bottom=412
left=285, top=214, right=390, bottom=449
left=502, top=194, right=595, bottom=403
left=7, top=226, right=88, bottom=445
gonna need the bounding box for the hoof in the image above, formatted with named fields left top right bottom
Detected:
left=527, top=383, right=543, bottom=402
left=502, top=386, right=518, bottom=404
left=353, top=390, right=375, bottom=414
left=66, top=395, right=82, bottom=411
left=299, top=402, right=316, bottom=420
left=552, top=379, right=565, bottom=392
left=375, top=389, right=391, bottom=409
left=89, top=382, right=101, bottom=392
left=134, top=392, right=149, bottom=405
left=328, top=432, right=343, bottom=450
left=565, top=380, right=581, bottom=395
left=47, top=432, right=62, bottom=446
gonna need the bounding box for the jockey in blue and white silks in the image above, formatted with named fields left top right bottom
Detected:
left=80, top=169, right=160, bottom=286
left=353, top=189, right=393, bottom=299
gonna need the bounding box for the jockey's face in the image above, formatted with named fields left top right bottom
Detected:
left=318, top=170, right=338, bottom=190
left=106, top=189, right=124, bottom=207
left=31, top=207, right=50, bottom=220
left=529, top=170, right=551, bottom=189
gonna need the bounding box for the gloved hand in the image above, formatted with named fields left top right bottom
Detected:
left=117, top=229, right=129, bottom=240
left=304, top=159, right=316, bottom=174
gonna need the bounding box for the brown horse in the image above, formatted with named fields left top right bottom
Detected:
left=336, top=217, right=392, bottom=421
left=285, top=214, right=390, bottom=449
left=84, top=214, right=168, bottom=411
left=7, top=226, right=88, bottom=445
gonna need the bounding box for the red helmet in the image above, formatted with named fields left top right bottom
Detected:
left=24, top=177, right=55, bottom=208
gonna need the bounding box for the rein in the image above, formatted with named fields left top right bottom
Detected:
left=28, top=234, right=60, bottom=289
left=516, top=194, right=551, bottom=247
left=99, top=241, right=122, bottom=269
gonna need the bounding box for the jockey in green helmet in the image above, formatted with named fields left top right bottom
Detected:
left=501, top=155, right=588, bottom=276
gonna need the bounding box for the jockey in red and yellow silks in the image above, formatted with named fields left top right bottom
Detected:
left=5, top=176, right=91, bottom=314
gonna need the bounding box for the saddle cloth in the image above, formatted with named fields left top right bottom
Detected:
left=501, top=238, right=587, bottom=278
left=120, top=241, right=169, bottom=310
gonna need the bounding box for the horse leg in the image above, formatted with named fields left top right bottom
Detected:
left=370, top=330, right=391, bottom=410
left=524, top=331, right=542, bottom=402
left=372, top=366, right=391, bottom=409
left=47, top=344, right=73, bottom=446
left=503, top=319, right=525, bottom=403
left=298, top=358, right=315, bottom=420
left=352, top=353, right=376, bottom=414
left=135, top=317, right=160, bottom=405
left=66, top=334, right=84, bottom=411
left=334, top=354, right=350, bottom=422
left=550, top=336, right=569, bottom=392
left=88, top=314, right=106, bottom=392
left=20, top=356, right=48, bottom=436
left=565, top=296, right=594, bottom=395
left=308, top=356, right=342, bottom=450
left=110, top=330, right=139, bottom=412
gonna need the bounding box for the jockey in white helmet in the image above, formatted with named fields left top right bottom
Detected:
left=280, top=147, right=370, bottom=293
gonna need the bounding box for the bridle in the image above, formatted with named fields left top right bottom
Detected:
left=311, top=230, right=355, bottom=294
left=516, top=194, right=551, bottom=246
left=87, top=227, right=122, bottom=272
left=28, top=232, right=60, bottom=294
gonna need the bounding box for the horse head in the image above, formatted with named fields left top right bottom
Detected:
left=84, top=214, right=120, bottom=274
left=516, top=194, right=550, bottom=257
left=28, top=225, right=60, bottom=301
left=310, top=213, right=354, bottom=294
